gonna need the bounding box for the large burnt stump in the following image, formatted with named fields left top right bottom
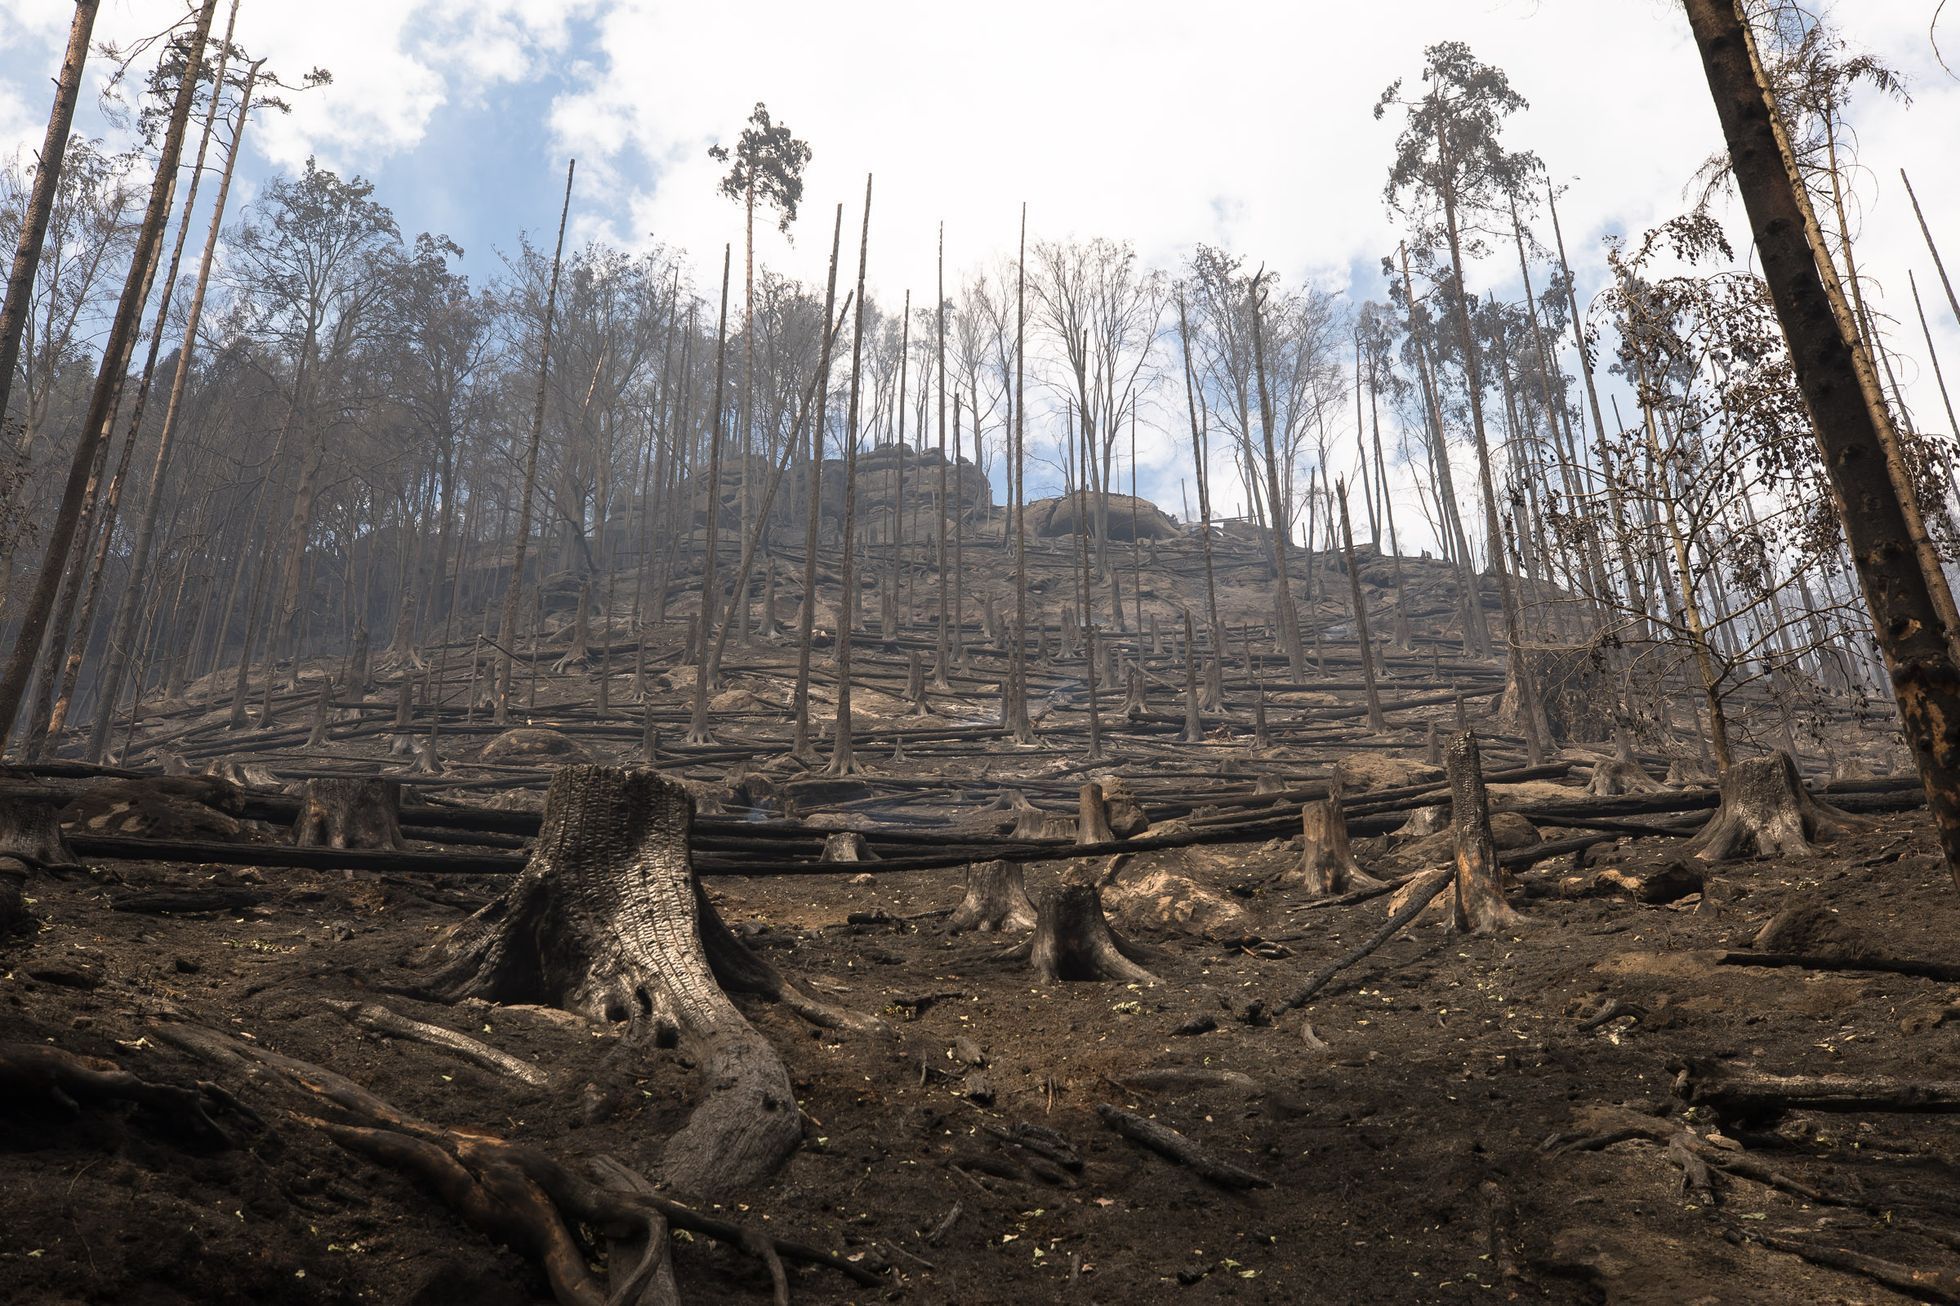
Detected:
left=1076, top=782, right=1116, bottom=845
left=1586, top=756, right=1666, bottom=796
left=1447, top=731, right=1520, bottom=934
left=0, top=797, right=81, bottom=937
left=820, top=830, right=875, bottom=862
left=1018, top=884, right=1159, bottom=985
left=1587, top=732, right=1666, bottom=796
left=1296, top=785, right=1383, bottom=897
left=944, top=859, right=1038, bottom=934
left=291, top=778, right=405, bottom=851
left=1686, top=750, right=1873, bottom=862
left=423, top=766, right=847, bottom=1199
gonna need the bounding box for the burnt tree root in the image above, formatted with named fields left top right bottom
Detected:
left=1273, top=867, right=1451, bottom=1016
left=944, top=859, right=1037, bottom=934
left=148, top=1017, right=880, bottom=1306
left=324, top=999, right=550, bottom=1086
left=1011, top=884, right=1159, bottom=985
left=0, top=1041, right=231, bottom=1143
left=1674, top=1060, right=1960, bottom=1119
left=1549, top=1103, right=1960, bottom=1301
left=1686, top=751, right=1874, bottom=861
left=1094, top=1104, right=1270, bottom=1189
left=420, top=765, right=877, bottom=1199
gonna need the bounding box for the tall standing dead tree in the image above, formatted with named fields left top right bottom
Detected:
left=0, top=0, right=218, bottom=749
left=829, top=176, right=873, bottom=776
left=0, top=0, right=100, bottom=436
left=1684, top=0, right=1960, bottom=888
left=494, top=159, right=574, bottom=722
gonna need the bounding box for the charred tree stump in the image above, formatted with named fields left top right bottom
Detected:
left=1686, top=750, right=1873, bottom=861
left=423, top=766, right=843, bottom=1198
left=292, top=778, right=406, bottom=851
left=0, top=795, right=79, bottom=869
left=762, top=564, right=781, bottom=641
left=820, top=831, right=875, bottom=862
left=944, top=859, right=1037, bottom=934
left=1, top=796, right=81, bottom=935
left=1122, top=665, right=1149, bottom=721
left=411, top=734, right=444, bottom=776
left=305, top=679, right=333, bottom=748
left=1665, top=759, right=1712, bottom=787
left=1587, top=757, right=1665, bottom=797
left=1020, top=884, right=1158, bottom=985
left=389, top=678, right=415, bottom=756
left=348, top=625, right=374, bottom=691
left=552, top=581, right=593, bottom=673
left=1077, top=781, right=1116, bottom=845
left=1296, top=785, right=1382, bottom=897
left=907, top=650, right=930, bottom=717
left=1447, top=731, right=1520, bottom=934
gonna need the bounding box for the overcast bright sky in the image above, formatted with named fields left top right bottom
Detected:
left=2, top=0, right=1957, bottom=545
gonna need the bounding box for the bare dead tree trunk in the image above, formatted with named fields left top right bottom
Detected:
left=0, top=0, right=100, bottom=434
left=1007, top=204, right=1034, bottom=744
left=935, top=224, right=952, bottom=690
left=695, top=234, right=846, bottom=745
left=1548, top=182, right=1650, bottom=639
left=1693, top=8, right=1960, bottom=886
left=1248, top=276, right=1306, bottom=680
left=828, top=177, right=873, bottom=776
left=47, top=13, right=242, bottom=756
left=493, top=160, right=574, bottom=722
left=693, top=245, right=733, bottom=692
left=788, top=209, right=840, bottom=763
left=1399, top=245, right=1489, bottom=656
left=686, top=247, right=734, bottom=743
left=0, top=0, right=217, bottom=749
left=1903, top=169, right=1960, bottom=335
left=1176, top=294, right=1228, bottom=708
left=1337, top=481, right=1386, bottom=732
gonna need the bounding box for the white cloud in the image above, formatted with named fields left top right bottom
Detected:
left=1, top=0, right=1954, bottom=544
left=2, top=1, right=591, bottom=174
left=534, top=0, right=1959, bottom=534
